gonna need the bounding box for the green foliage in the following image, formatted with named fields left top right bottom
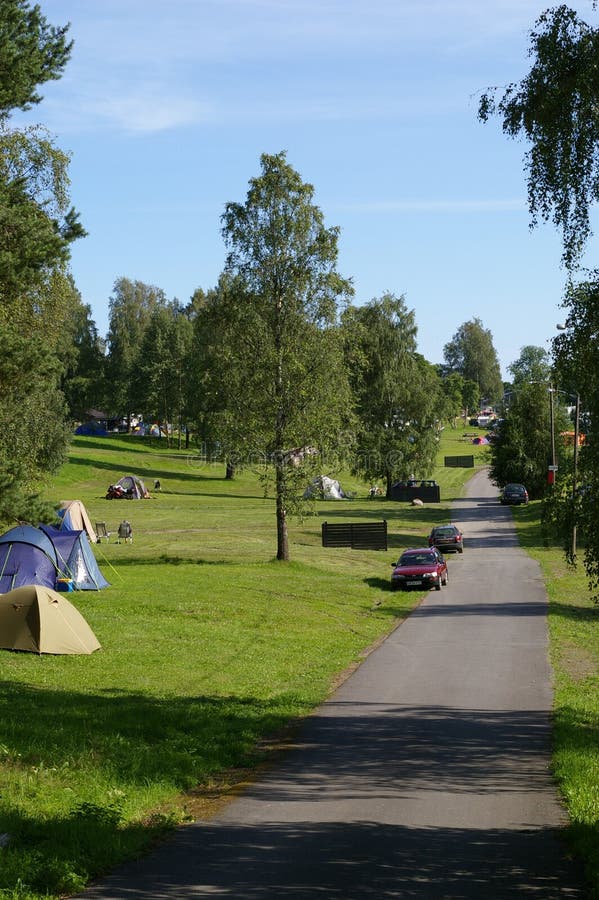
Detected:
left=133, top=301, right=193, bottom=441
left=342, top=294, right=442, bottom=494
left=479, top=5, right=599, bottom=268
left=0, top=14, right=84, bottom=526
left=553, top=275, right=599, bottom=598
left=0, top=322, right=69, bottom=527
left=0, top=131, right=88, bottom=496
left=60, top=293, right=107, bottom=421
left=489, top=381, right=571, bottom=498
left=508, top=345, right=552, bottom=387
left=105, top=278, right=170, bottom=419
left=216, top=151, right=355, bottom=559
left=443, top=317, right=503, bottom=403
left=437, top=371, right=465, bottom=424
left=0, top=0, right=72, bottom=119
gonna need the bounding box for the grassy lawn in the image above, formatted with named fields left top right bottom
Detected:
left=510, top=502, right=599, bottom=898
left=3, top=430, right=597, bottom=898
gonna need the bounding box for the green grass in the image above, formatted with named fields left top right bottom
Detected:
left=0, top=430, right=493, bottom=898
left=8, top=431, right=597, bottom=897
left=510, top=502, right=599, bottom=898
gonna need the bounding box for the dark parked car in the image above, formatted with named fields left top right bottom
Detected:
left=500, top=483, right=529, bottom=505
left=428, top=524, right=463, bottom=553
left=390, top=548, right=448, bottom=591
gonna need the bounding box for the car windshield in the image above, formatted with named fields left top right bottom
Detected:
left=400, top=552, right=436, bottom=565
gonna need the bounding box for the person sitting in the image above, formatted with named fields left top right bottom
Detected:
left=117, top=520, right=133, bottom=544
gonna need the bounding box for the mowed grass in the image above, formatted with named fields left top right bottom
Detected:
left=511, top=502, right=599, bottom=897
left=0, top=429, right=488, bottom=898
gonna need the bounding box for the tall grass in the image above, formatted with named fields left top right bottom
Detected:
left=0, top=430, right=487, bottom=898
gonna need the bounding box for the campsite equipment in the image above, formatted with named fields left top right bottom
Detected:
left=106, top=474, right=150, bottom=499
left=95, top=522, right=113, bottom=542
left=0, top=525, right=59, bottom=593
left=40, top=525, right=110, bottom=590
left=55, top=578, right=74, bottom=592
left=116, top=521, right=133, bottom=543
left=0, top=585, right=101, bottom=654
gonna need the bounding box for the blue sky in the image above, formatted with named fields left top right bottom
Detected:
left=15, top=0, right=599, bottom=377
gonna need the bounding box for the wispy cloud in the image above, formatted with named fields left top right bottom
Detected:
left=33, top=0, right=583, bottom=136
left=85, top=90, right=213, bottom=134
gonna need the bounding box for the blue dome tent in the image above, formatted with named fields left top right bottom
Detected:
left=40, top=525, right=109, bottom=590
left=0, top=525, right=59, bottom=593
left=0, top=524, right=109, bottom=593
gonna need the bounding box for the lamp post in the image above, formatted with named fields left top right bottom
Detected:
left=548, top=385, right=557, bottom=485
left=571, top=392, right=580, bottom=557
left=555, top=324, right=581, bottom=559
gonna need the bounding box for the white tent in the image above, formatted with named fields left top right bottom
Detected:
left=303, top=475, right=348, bottom=500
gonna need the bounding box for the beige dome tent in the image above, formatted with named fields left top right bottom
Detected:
left=0, top=585, right=101, bottom=655
left=58, top=500, right=97, bottom=544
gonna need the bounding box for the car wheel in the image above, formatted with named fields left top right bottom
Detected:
left=442, top=570, right=448, bottom=586
left=458, top=547, right=463, bottom=554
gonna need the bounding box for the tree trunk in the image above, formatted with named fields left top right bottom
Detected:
left=225, top=459, right=235, bottom=480
left=275, top=455, right=289, bottom=561
left=385, top=469, right=393, bottom=500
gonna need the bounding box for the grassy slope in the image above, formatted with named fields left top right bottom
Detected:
left=2, top=431, right=596, bottom=898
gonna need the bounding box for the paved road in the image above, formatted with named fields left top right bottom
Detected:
left=77, top=469, right=586, bottom=898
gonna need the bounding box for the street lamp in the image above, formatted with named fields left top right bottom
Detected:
left=555, top=323, right=581, bottom=558
left=548, top=385, right=557, bottom=486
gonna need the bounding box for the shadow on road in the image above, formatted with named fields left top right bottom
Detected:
left=83, top=819, right=583, bottom=899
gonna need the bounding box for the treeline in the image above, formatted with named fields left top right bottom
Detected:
left=0, top=3, right=507, bottom=549
left=0, top=2, right=85, bottom=524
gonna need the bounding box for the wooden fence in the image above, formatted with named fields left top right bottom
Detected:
left=321, top=521, right=388, bottom=551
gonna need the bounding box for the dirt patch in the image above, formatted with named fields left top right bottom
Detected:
left=558, top=640, right=597, bottom=682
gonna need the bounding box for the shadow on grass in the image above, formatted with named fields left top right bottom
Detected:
left=67, top=455, right=228, bottom=487
left=0, top=685, right=588, bottom=897
left=313, top=503, right=453, bottom=525
left=72, top=436, right=193, bottom=455
left=99, top=555, right=233, bottom=567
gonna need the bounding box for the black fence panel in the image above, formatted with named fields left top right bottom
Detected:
left=322, top=521, right=388, bottom=551
left=390, top=482, right=441, bottom=503
left=444, top=455, right=475, bottom=468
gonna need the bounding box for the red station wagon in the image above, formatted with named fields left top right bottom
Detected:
left=390, top=548, right=448, bottom=592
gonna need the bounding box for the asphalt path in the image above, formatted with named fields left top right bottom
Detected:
left=76, top=469, right=586, bottom=899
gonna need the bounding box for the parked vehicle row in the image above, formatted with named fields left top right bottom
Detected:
left=389, top=481, right=530, bottom=592
left=390, top=522, right=464, bottom=592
